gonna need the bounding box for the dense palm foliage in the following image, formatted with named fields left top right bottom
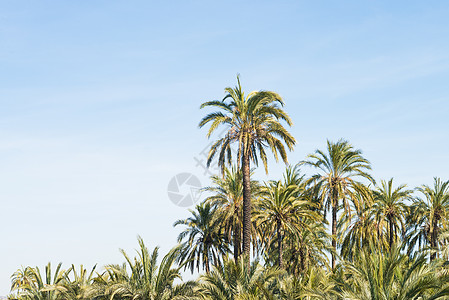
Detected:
left=407, top=178, right=449, bottom=261
left=372, top=178, right=412, bottom=249
left=10, top=78, right=449, bottom=300
left=202, top=166, right=260, bottom=262
left=94, top=237, right=196, bottom=300
left=198, top=257, right=281, bottom=300
left=174, top=202, right=228, bottom=273
left=340, top=244, right=449, bottom=299
left=254, top=167, right=320, bottom=269
left=11, top=263, right=64, bottom=300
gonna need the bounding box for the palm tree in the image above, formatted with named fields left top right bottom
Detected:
left=341, top=243, right=449, bottom=299
left=302, top=139, right=373, bottom=269
left=407, top=178, right=449, bottom=260
left=198, top=257, right=281, bottom=300
left=199, top=74, right=296, bottom=258
left=11, top=263, right=64, bottom=300
left=254, top=172, right=319, bottom=269
left=203, top=166, right=260, bottom=262
left=278, top=267, right=336, bottom=300
left=174, top=202, right=228, bottom=273
left=257, top=170, right=330, bottom=273
left=372, top=178, right=412, bottom=249
left=280, top=220, right=332, bottom=275
left=340, top=188, right=383, bottom=261
left=42, top=265, right=99, bottom=300
left=204, top=167, right=244, bottom=262
left=97, top=237, right=197, bottom=300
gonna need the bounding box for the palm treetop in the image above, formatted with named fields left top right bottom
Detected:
left=416, top=177, right=449, bottom=209
left=199, top=74, right=296, bottom=174
left=303, top=139, right=374, bottom=182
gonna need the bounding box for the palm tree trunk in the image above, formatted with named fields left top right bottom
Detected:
left=242, top=153, right=252, bottom=259
left=388, top=215, right=394, bottom=250
left=299, top=246, right=305, bottom=272
left=233, top=216, right=241, bottom=262
left=205, top=258, right=210, bottom=274
left=332, top=202, right=337, bottom=270
left=277, top=219, right=283, bottom=268
left=430, top=217, right=439, bottom=261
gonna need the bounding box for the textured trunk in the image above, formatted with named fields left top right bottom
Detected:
left=388, top=215, right=394, bottom=250
left=242, top=153, right=252, bottom=259
left=332, top=201, right=337, bottom=270
left=233, top=214, right=241, bottom=262
left=277, top=219, right=283, bottom=268
left=205, top=257, right=210, bottom=274
left=299, top=246, right=305, bottom=272
left=430, top=216, right=439, bottom=261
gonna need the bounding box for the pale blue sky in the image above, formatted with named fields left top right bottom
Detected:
left=1, top=1, right=449, bottom=294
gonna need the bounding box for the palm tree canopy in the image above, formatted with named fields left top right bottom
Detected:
left=174, top=202, right=228, bottom=273
left=198, top=257, right=281, bottom=300
left=407, top=178, right=449, bottom=258
left=199, top=74, right=296, bottom=174
left=372, top=178, right=412, bottom=248
left=98, top=237, right=196, bottom=300
left=302, top=139, right=374, bottom=205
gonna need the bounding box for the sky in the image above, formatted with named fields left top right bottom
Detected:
left=1, top=0, right=449, bottom=295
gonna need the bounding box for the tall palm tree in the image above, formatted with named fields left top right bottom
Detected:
left=199, top=75, right=296, bottom=258
left=407, top=178, right=449, bottom=261
left=372, top=178, right=412, bottom=249
left=203, top=166, right=260, bottom=262
left=302, top=139, right=373, bottom=269
left=198, top=257, right=281, bottom=300
left=174, top=202, right=228, bottom=273
left=97, top=237, right=197, bottom=300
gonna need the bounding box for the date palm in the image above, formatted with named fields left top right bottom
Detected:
left=11, top=263, right=64, bottom=300
left=340, top=188, right=382, bottom=261
left=407, top=178, right=449, bottom=260
left=199, top=75, right=296, bottom=258
left=278, top=267, right=336, bottom=300
left=278, top=220, right=332, bottom=275
left=41, top=265, right=99, bottom=300
left=255, top=167, right=320, bottom=269
left=372, top=178, right=412, bottom=250
left=174, top=202, right=228, bottom=273
left=302, top=139, right=373, bottom=269
left=341, top=243, right=449, bottom=300
left=198, top=257, right=281, bottom=300
left=98, top=237, right=197, bottom=300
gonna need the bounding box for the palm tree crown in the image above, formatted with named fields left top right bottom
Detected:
left=174, top=202, right=228, bottom=273
left=408, top=177, right=449, bottom=260
left=372, top=178, right=412, bottom=249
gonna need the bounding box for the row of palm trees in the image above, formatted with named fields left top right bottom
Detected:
left=175, top=158, right=449, bottom=271
left=9, top=235, right=449, bottom=299
left=9, top=76, right=449, bottom=299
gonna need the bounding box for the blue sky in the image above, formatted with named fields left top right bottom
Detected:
left=1, top=0, right=449, bottom=294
